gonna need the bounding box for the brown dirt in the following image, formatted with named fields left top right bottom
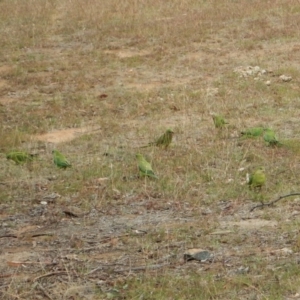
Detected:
left=33, top=126, right=102, bottom=143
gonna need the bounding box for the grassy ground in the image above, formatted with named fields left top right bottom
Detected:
left=1, top=0, right=300, bottom=299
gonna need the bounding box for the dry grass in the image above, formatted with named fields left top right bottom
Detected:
left=1, top=0, right=300, bottom=299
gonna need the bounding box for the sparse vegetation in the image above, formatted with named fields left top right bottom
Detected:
left=1, top=0, right=300, bottom=299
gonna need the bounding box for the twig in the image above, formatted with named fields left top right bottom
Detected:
left=0, top=273, right=15, bottom=278
left=31, top=233, right=54, bottom=238
left=32, top=271, right=68, bottom=282
left=0, top=233, right=53, bottom=239
left=63, top=209, right=92, bottom=218
left=114, top=263, right=170, bottom=273
left=0, top=234, right=17, bottom=239
left=250, top=193, right=300, bottom=212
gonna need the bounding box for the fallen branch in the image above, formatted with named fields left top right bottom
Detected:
left=0, top=233, right=53, bottom=239
left=31, top=233, right=54, bottom=238
left=250, top=193, right=300, bottom=212
left=32, top=271, right=68, bottom=282
left=114, top=263, right=171, bottom=273
left=0, top=273, right=16, bottom=278
left=0, top=234, right=17, bottom=239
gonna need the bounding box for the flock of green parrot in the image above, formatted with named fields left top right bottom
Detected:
left=211, top=114, right=282, bottom=190
left=136, top=129, right=174, bottom=179
left=6, top=115, right=279, bottom=190
left=5, top=129, right=174, bottom=178
left=6, top=150, right=71, bottom=169
left=241, top=126, right=281, bottom=146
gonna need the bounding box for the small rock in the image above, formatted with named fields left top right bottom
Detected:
left=43, top=192, right=60, bottom=203
left=291, top=210, right=300, bottom=216
left=279, top=75, right=292, bottom=82
left=272, top=247, right=293, bottom=255
left=253, top=66, right=261, bottom=74
left=106, top=289, right=120, bottom=299
left=201, top=208, right=213, bottom=215
left=279, top=247, right=293, bottom=255
left=184, top=249, right=214, bottom=262
left=234, top=65, right=268, bottom=78
left=236, top=266, right=250, bottom=274
left=265, top=80, right=271, bottom=86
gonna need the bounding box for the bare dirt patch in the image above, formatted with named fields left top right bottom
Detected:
left=0, top=65, right=13, bottom=75
left=0, top=97, right=18, bottom=106
left=220, top=219, right=278, bottom=229
left=33, top=126, right=102, bottom=143
left=104, top=49, right=152, bottom=58
left=0, top=80, right=10, bottom=93
left=125, top=82, right=163, bottom=91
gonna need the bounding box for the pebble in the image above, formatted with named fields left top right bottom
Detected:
left=279, top=74, right=292, bottom=82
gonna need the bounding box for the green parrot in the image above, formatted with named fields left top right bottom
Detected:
left=136, top=153, right=158, bottom=179
left=263, top=129, right=280, bottom=146
left=212, top=114, right=228, bottom=129
left=247, top=167, right=266, bottom=190
left=52, top=150, right=71, bottom=169
left=6, top=151, right=36, bottom=164
left=141, top=129, right=174, bottom=149
left=241, top=127, right=265, bottom=137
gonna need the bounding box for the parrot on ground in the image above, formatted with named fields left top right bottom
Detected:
left=212, top=114, right=228, bottom=129
left=6, top=151, right=37, bottom=164
left=263, top=129, right=280, bottom=146
left=241, top=127, right=265, bottom=137
left=136, top=153, right=158, bottom=179
left=141, top=129, right=174, bottom=149
left=247, top=167, right=266, bottom=190
left=52, top=150, right=71, bottom=169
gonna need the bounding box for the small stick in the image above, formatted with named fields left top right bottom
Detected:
left=114, top=263, right=170, bottom=273
left=250, top=193, right=300, bottom=212
left=0, top=233, right=53, bottom=239
left=31, top=233, right=54, bottom=238
left=32, top=271, right=68, bottom=282
left=0, top=234, right=18, bottom=239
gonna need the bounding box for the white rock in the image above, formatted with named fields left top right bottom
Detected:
left=253, top=66, right=261, bottom=74
left=279, top=75, right=292, bottom=82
